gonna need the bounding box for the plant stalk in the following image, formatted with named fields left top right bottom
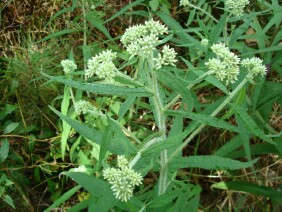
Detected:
left=149, top=62, right=168, bottom=195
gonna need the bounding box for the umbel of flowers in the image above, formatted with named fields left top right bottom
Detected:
left=103, top=155, right=143, bottom=202
left=85, top=50, right=117, bottom=82
left=205, top=43, right=267, bottom=85
left=120, top=19, right=177, bottom=70
left=225, top=0, right=250, bottom=17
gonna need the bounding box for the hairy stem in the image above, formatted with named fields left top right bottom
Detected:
left=148, top=61, right=168, bottom=195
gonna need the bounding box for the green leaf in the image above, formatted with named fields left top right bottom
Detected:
left=3, top=195, right=16, bottom=209
left=167, top=110, right=242, bottom=133
left=4, top=122, right=19, bottom=134
left=156, top=11, right=198, bottom=44
left=212, top=181, right=282, bottom=204
left=85, top=12, right=113, bottom=41
left=169, top=156, right=259, bottom=171
left=147, top=190, right=183, bottom=208
left=0, top=104, right=17, bottom=121
left=142, top=134, right=184, bottom=156
left=61, top=86, right=71, bottom=161
left=49, top=106, right=102, bottom=144
left=43, top=74, right=152, bottom=97
left=44, top=185, right=81, bottom=212
left=118, top=96, right=136, bottom=121
left=208, top=13, right=227, bottom=45
left=99, top=121, right=113, bottom=167
left=62, top=172, right=110, bottom=197
left=231, top=103, right=275, bottom=144
left=227, top=143, right=280, bottom=159
left=0, top=139, right=9, bottom=163
left=158, top=70, right=194, bottom=112
left=149, top=0, right=159, bottom=11
left=213, top=135, right=243, bottom=157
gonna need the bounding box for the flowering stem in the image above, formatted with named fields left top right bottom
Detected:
left=147, top=59, right=168, bottom=195
left=167, top=77, right=248, bottom=164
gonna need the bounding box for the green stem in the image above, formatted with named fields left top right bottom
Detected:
left=167, top=77, right=248, bottom=164
left=148, top=60, right=168, bottom=195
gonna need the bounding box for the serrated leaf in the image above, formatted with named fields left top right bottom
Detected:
left=231, top=103, right=275, bottom=144
left=167, top=110, right=241, bottom=133
left=158, top=70, right=194, bottom=112
left=169, top=156, right=259, bottom=171
left=43, top=73, right=152, bottom=97
left=49, top=106, right=102, bottom=144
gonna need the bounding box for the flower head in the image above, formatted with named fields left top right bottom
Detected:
left=74, top=100, right=92, bottom=115
left=86, top=50, right=117, bottom=82
left=103, top=155, right=143, bottom=202
left=61, top=59, right=77, bottom=74
left=121, top=20, right=168, bottom=59
left=180, top=0, right=190, bottom=7
left=226, top=0, right=250, bottom=17
left=205, top=43, right=240, bottom=84
left=201, top=39, right=209, bottom=47
left=241, top=57, right=267, bottom=79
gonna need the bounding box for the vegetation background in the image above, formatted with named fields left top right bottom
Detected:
left=0, top=0, right=281, bottom=211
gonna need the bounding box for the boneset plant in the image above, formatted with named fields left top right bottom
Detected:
left=44, top=1, right=282, bottom=211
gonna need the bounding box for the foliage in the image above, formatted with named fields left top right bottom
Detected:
left=0, top=0, right=281, bottom=211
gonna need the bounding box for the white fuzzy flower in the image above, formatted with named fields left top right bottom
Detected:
left=180, top=0, right=190, bottom=7
left=74, top=100, right=91, bottom=115
left=121, top=20, right=168, bottom=58
left=103, top=155, right=143, bottom=202
left=205, top=43, right=240, bottom=84
left=61, top=59, right=77, bottom=74
left=226, top=0, right=250, bottom=17
left=86, top=50, right=117, bottom=82
left=201, top=39, right=209, bottom=47
left=241, top=57, right=267, bottom=79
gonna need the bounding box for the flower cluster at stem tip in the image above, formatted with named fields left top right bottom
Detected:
left=85, top=50, right=117, bottom=82
left=120, top=19, right=177, bottom=69
left=205, top=43, right=240, bottom=84
left=179, top=0, right=189, bottom=7
left=74, top=100, right=92, bottom=115
left=225, top=0, right=250, bottom=17
left=205, top=43, right=267, bottom=84
left=61, top=59, right=77, bottom=74
left=103, top=155, right=143, bottom=202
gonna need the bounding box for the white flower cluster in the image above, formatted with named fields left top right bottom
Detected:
left=85, top=50, right=117, bottom=82
left=180, top=0, right=190, bottom=7
left=154, top=45, right=178, bottom=69
left=226, top=0, right=250, bottom=17
left=121, top=20, right=177, bottom=69
left=205, top=43, right=240, bottom=85
left=74, top=100, right=92, bottom=115
left=241, top=57, right=267, bottom=79
left=103, top=155, right=143, bottom=202
left=61, top=59, right=77, bottom=74
left=201, top=39, right=209, bottom=47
